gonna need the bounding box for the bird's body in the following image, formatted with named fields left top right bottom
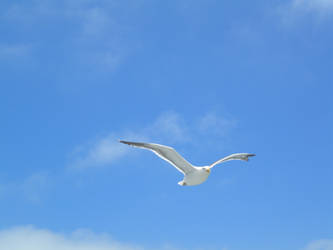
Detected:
left=119, top=140, right=255, bottom=186
left=179, top=167, right=210, bottom=186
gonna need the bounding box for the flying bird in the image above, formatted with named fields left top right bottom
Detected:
left=119, top=140, right=255, bottom=186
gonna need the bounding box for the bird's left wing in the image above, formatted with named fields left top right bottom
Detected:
left=209, top=153, right=256, bottom=169
left=119, top=140, right=196, bottom=174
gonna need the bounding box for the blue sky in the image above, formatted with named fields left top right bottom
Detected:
left=0, top=0, right=332, bottom=249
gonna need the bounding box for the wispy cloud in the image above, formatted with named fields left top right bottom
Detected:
left=0, top=226, right=143, bottom=250
left=0, top=44, right=30, bottom=57
left=1, top=0, right=134, bottom=71
left=198, top=112, right=237, bottom=137
left=147, top=111, right=189, bottom=143
left=69, top=111, right=186, bottom=170
left=0, top=172, right=51, bottom=203
left=0, top=183, right=5, bottom=198
left=279, top=0, right=333, bottom=24
left=304, top=239, right=333, bottom=250
left=292, top=0, right=333, bottom=13
left=0, top=226, right=190, bottom=250
left=70, top=133, right=137, bottom=170
left=21, top=173, right=51, bottom=202
left=70, top=111, right=236, bottom=170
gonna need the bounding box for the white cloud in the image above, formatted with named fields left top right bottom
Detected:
left=0, top=173, right=51, bottom=202
left=70, top=111, right=235, bottom=170
left=0, top=226, right=189, bottom=250
left=78, top=7, right=114, bottom=37
left=0, top=226, right=143, bottom=250
left=1, top=0, right=132, bottom=71
left=292, top=0, right=333, bottom=12
left=304, top=239, right=333, bottom=250
left=22, top=173, right=51, bottom=202
left=69, top=111, right=187, bottom=170
left=280, top=0, right=333, bottom=23
left=147, top=111, right=189, bottom=143
left=0, top=183, right=5, bottom=197
left=198, top=112, right=236, bottom=137
left=0, top=44, right=31, bottom=62
left=71, top=134, right=133, bottom=169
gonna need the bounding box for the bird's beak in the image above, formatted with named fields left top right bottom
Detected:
left=206, top=168, right=211, bottom=173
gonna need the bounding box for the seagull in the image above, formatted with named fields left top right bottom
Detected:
left=119, top=140, right=255, bottom=186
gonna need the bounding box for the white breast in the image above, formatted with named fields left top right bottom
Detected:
left=183, top=168, right=210, bottom=186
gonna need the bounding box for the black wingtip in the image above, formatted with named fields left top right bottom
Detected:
left=119, top=140, right=140, bottom=146
left=246, top=154, right=256, bottom=161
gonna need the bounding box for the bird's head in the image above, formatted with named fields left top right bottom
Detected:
left=203, top=167, right=211, bottom=173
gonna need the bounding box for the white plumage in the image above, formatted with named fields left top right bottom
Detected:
left=119, top=140, right=255, bottom=186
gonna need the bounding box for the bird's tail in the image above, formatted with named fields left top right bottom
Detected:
left=178, top=180, right=186, bottom=186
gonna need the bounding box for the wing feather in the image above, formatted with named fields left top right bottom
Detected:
left=119, top=140, right=195, bottom=174
left=209, top=153, right=256, bottom=168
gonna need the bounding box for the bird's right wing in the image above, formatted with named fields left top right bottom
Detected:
left=209, top=153, right=256, bottom=169
left=119, top=140, right=195, bottom=174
